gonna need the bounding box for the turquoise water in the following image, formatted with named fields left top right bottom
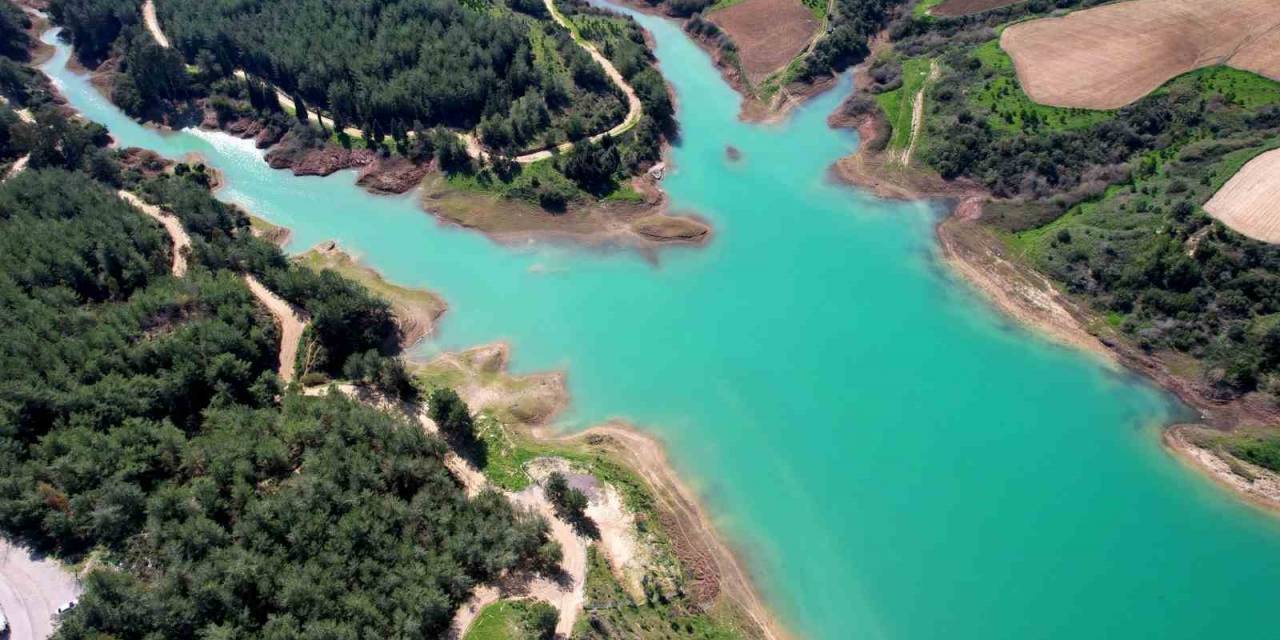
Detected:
left=40, top=12, right=1280, bottom=639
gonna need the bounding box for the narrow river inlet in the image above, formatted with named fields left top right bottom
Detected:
left=39, top=4, right=1280, bottom=638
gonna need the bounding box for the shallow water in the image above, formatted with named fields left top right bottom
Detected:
left=40, top=11, right=1280, bottom=639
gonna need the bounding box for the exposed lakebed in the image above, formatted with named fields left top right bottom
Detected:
left=40, top=5, right=1280, bottom=638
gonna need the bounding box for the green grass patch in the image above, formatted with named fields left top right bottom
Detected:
left=706, top=0, right=746, bottom=12
left=1179, top=66, right=1280, bottom=110
left=757, top=54, right=807, bottom=100
left=1192, top=427, right=1280, bottom=474
left=913, top=0, right=943, bottom=18
left=464, top=600, right=555, bottom=640
left=969, top=39, right=1110, bottom=133
left=875, top=56, right=931, bottom=150
left=575, top=547, right=740, bottom=640
left=603, top=184, right=644, bottom=202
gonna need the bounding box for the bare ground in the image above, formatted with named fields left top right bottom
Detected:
left=0, top=540, right=81, bottom=640
left=420, top=173, right=710, bottom=253
left=708, top=0, right=819, bottom=83
left=243, top=274, right=309, bottom=384
left=1001, top=0, right=1280, bottom=109
left=1204, top=147, right=1280, bottom=244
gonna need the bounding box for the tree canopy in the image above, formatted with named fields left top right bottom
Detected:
left=0, top=168, right=560, bottom=639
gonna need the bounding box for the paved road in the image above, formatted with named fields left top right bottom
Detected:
left=0, top=540, right=81, bottom=640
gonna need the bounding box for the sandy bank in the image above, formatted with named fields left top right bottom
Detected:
left=420, top=173, right=711, bottom=253
left=1163, top=425, right=1280, bottom=514
left=826, top=65, right=1280, bottom=519
left=412, top=342, right=789, bottom=640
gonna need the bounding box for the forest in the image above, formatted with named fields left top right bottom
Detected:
left=148, top=0, right=626, bottom=153
left=798, top=0, right=901, bottom=81
left=0, top=18, right=561, bottom=630
left=0, top=166, right=561, bottom=639
left=49, top=0, right=630, bottom=153
left=49, top=0, right=673, bottom=205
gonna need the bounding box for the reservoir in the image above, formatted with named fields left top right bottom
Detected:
left=39, top=7, right=1280, bottom=638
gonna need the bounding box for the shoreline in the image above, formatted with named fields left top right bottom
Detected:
left=416, top=340, right=793, bottom=640
left=542, top=420, right=793, bottom=640
left=54, top=23, right=709, bottom=255
left=258, top=228, right=790, bottom=639
left=1162, top=425, right=1280, bottom=515
left=825, top=79, right=1280, bottom=515
left=607, top=0, right=837, bottom=124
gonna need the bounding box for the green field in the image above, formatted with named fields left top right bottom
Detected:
left=575, top=547, right=741, bottom=640
left=464, top=600, right=556, bottom=640
left=969, top=40, right=1109, bottom=133
left=874, top=56, right=932, bottom=149
left=1178, top=65, right=1280, bottom=110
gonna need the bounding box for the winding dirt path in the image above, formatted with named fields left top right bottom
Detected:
left=3, top=100, right=34, bottom=181
left=118, top=190, right=190, bottom=277
left=242, top=274, right=309, bottom=384
left=141, top=0, right=169, bottom=48
left=300, top=384, right=587, bottom=639
left=899, top=59, right=937, bottom=167
left=140, top=0, right=642, bottom=164
left=5, top=154, right=29, bottom=181
left=116, top=190, right=307, bottom=382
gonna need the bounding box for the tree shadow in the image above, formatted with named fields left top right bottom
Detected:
left=445, top=429, right=489, bottom=470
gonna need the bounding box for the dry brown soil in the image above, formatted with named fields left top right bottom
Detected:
left=709, top=0, right=820, bottom=83
left=1204, top=147, right=1280, bottom=244
left=1001, top=0, right=1280, bottom=109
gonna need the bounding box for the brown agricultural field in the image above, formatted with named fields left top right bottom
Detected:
left=932, top=0, right=1022, bottom=17
left=1204, top=148, right=1280, bottom=245
left=709, top=0, right=820, bottom=83
left=1000, top=0, right=1280, bottom=109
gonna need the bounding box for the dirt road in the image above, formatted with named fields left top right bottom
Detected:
left=900, top=60, right=937, bottom=167
left=118, top=190, right=191, bottom=277
left=142, top=0, right=170, bottom=48
left=243, top=274, right=308, bottom=383
left=0, top=540, right=81, bottom=640
left=116, top=190, right=306, bottom=381
left=140, top=0, right=641, bottom=164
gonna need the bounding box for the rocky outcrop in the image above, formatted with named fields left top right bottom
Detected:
left=264, top=132, right=376, bottom=177
left=355, top=156, right=430, bottom=194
